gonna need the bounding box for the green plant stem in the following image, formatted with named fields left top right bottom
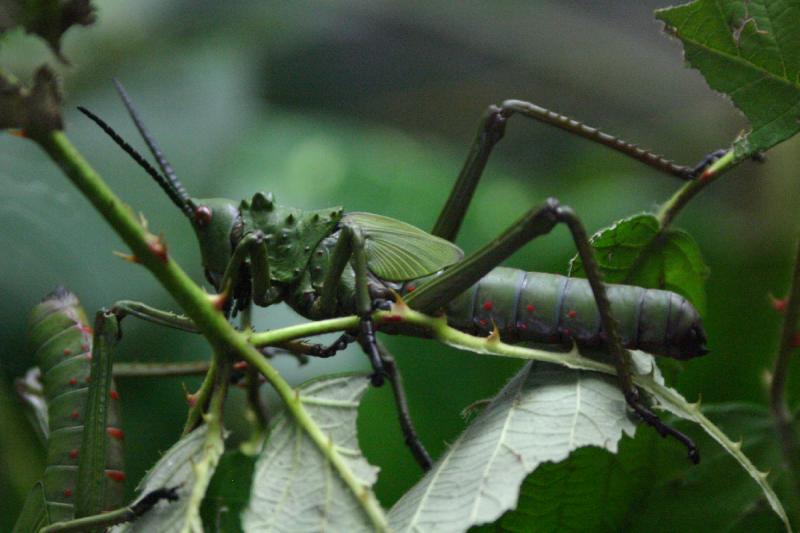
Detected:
left=39, top=506, right=148, bottom=533
left=113, top=361, right=210, bottom=378
left=183, top=354, right=218, bottom=436
left=185, top=355, right=229, bottom=522
left=770, top=234, right=800, bottom=493
left=249, top=316, right=359, bottom=346
left=34, top=130, right=390, bottom=531
left=656, top=150, right=735, bottom=228
left=241, top=305, right=269, bottom=453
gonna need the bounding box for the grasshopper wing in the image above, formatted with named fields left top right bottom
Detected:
left=344, top=212, right=463, bottom=281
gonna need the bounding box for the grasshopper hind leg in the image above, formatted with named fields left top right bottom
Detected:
left=407, top=199, right=700, bottom=463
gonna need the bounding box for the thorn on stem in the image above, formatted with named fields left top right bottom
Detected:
left=209, top=289, right=229, bottom=311
left=487, top=322, right=501, bottom=343
left=770, top=293, right=788, bottom=313
left=388, top=288, right=409, bottom=311
left=184, top=385, right=198, bottom=407
left=147, top=235, right=168, bottom=262
left=114, top=250, right=140, bottom=263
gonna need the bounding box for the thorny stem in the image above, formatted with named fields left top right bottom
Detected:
left=249, top=316, right=359, bottom=347
left=179, top=353, right=229, bottom=529
left=770, top=234, right=800, bottom=493
left=183, top=353, right=218, bottom=436
left=33, top=130, right=390, bottom=531
left=241, top=305, right=269, bottom=453
left=39, top=489, right=180, bottom=533
left=656, top=151, right=735, bottom=228
left=113, top=361, right=210, bottom=378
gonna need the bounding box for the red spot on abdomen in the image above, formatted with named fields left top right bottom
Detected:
left=69, top=378, right=77, bottom=386
left=567, top=310, right=577, bottom=319
left=63, top=348, right=71, bottom=356
left=526, top=304, right=535, bottom=313
left=107, top=427, right=125, bottom=441
left=70, top=410, right=79, bottom=420
left=69, top=449, right=79, bottom=459
left=106, top=470, right=126, bottom=482
left=79, top=325, right=93, bottom=335
left=63, top=488, right=73, bottom=498
left=109, top=390, right=120, bottom=401
left=482, top=301, right=493, bottom=311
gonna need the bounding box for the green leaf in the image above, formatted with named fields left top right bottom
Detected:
left=493, top=432, right=658, bottom=533
left=637, top=383, right=792, bottom=531
left=200, top=451, right=255, bottom=533
left=627, top=403, right=795, bottom=532
left=656, top=0, right=800, bottom=158
left=112, top=424, right=225, bottom=533
left=13, top=482, right=49, bottom=533
left=570, top=213, right=709, bottom=314
left=388, top=361, right=637, bottom=533
left=241, top=374, right=387, bottom=532
left=396, top=304, right=792, bottom=532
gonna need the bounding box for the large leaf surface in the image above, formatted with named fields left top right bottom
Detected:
left=570, top=213, right=709, bottom=314
left=492, top=432, right=658, bottom=532
left=387, top=361, right=637, bottom=533
left=112, top=424, right=224, bottom=533
left=628, top=403, right=795, bottom=532
left=241, top=374, right=386, bottom=532
left=656, top=0, right=800, bottom=158
left=639, top=379, right=791, bottom=531
left=389, top=304, right=791, bottom=531
left=200, top=450, right=255, bottom=532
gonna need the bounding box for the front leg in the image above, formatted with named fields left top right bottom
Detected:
left=111, top=232, right=273, bottom=331
left=315, top=223, right=385, bottom=386
left=218, top=230, right=276, bottom=310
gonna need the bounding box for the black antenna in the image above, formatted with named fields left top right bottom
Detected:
left=112, top=80, right=194, bottom=210
left=77, top=106, right=194, bottom=218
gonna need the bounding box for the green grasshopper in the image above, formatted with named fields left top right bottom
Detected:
left=14, top=288, right=178, bottom=533
left=73, top=81, right=716, bottom=471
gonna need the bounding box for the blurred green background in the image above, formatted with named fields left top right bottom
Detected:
left=1, top=1, right=799, bottom=530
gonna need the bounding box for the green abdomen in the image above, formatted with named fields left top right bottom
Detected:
left=414, top=267, right=705, bottom=359
left=27, top=288, right=125, bottom=523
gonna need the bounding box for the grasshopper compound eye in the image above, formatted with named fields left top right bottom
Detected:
left=194, top=205, right=213, bottom=228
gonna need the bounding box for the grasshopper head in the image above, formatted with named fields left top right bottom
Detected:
left=189, top=198, right=241, bottom=289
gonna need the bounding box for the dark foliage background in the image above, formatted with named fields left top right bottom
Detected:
left=1, top=1, right=798, bottom=531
